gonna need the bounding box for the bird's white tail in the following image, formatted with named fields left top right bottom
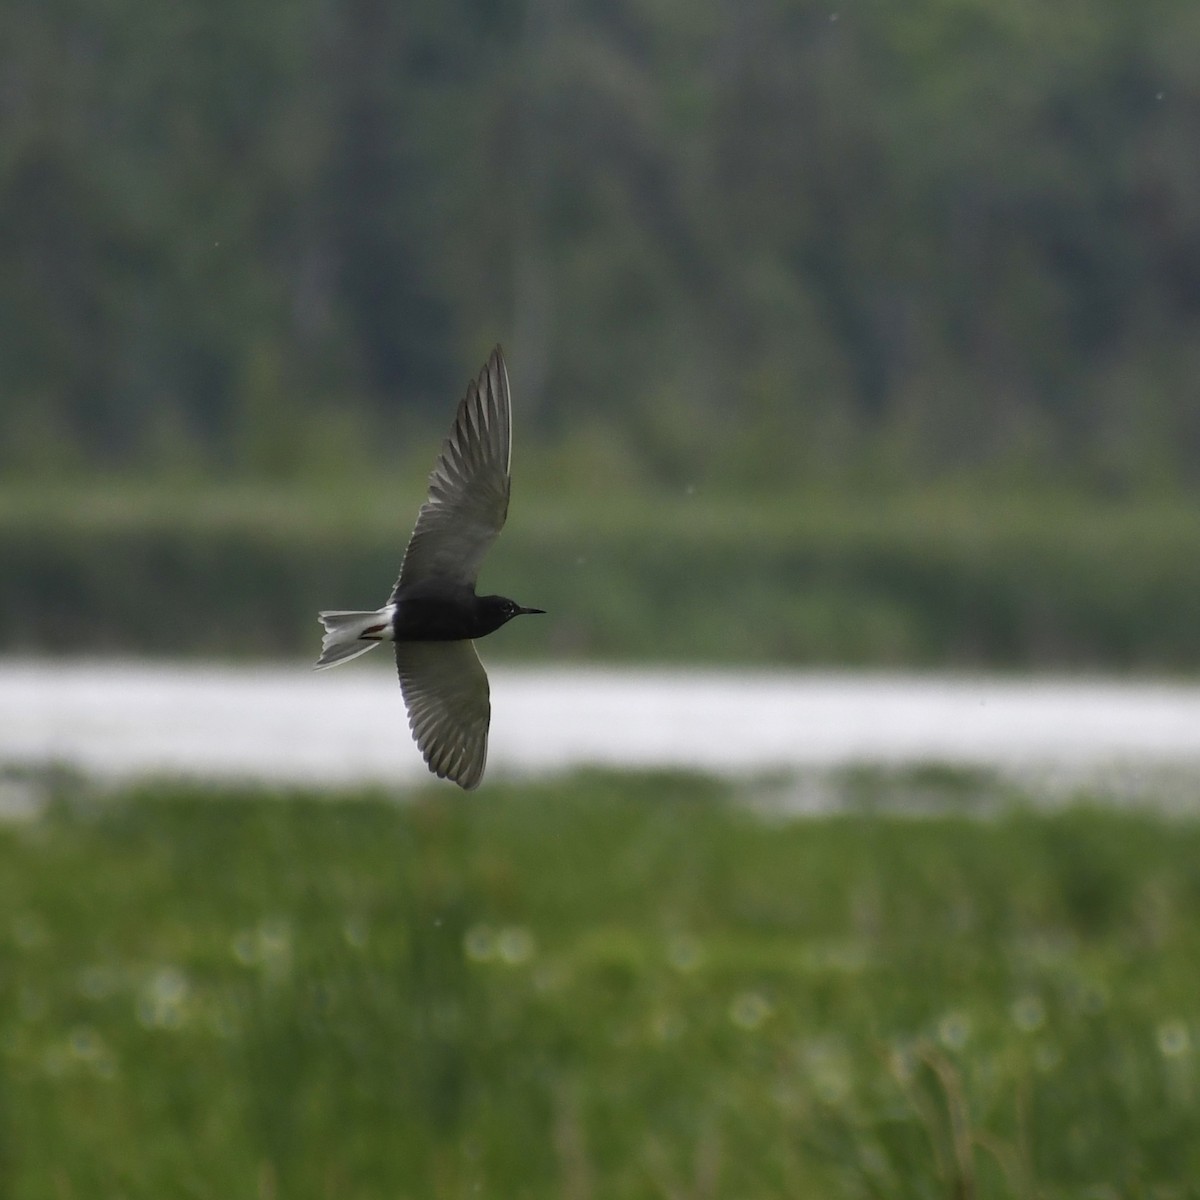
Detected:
left=314, top=608, right=394, bottom=670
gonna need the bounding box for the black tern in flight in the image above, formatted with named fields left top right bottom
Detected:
left=315, top=346, right=543, bottom=789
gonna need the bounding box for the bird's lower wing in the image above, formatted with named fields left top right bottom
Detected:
left=394, top=640, right=491, bottom=790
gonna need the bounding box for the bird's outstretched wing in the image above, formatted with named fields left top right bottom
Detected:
left=394, top=347, right=511, bottom=593
left=394, top=640, right=491, bottom=790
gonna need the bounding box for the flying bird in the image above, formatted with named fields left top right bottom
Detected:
left=315, top=346, right=543, bottom=789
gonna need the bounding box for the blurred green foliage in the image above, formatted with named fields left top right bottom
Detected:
left=2, top=0, right=1199, bottom=490
left=3, top=770, right=1200, bottom=1196
left=2, top=483, right=1199, bottom=668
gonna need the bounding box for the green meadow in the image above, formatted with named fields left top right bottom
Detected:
left=4, top=768, right=1199, bottom=1198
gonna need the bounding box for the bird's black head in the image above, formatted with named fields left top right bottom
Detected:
left=478, top=594, right=546, bottom=635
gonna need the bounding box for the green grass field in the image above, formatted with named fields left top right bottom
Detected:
left=3, top=768, right=1199, bottom=1198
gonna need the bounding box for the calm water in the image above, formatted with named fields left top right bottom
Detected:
left=2, top=658, right=1200, bottom=791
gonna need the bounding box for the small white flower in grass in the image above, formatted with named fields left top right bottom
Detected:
left=858, top=1144, right=889, bottom=1178
left=69, top=1026, right=117, bottom=1079
left=803, top=1037, right=852, bottom=1105
left=651, top=1010, right=687, bottom=1043
left=39, top=1029, right=117, bottom=1081
left=343, top=916, right=368, bottom=950
left=1011, top=994, right=1045, bottom=1033
left=257, top=918, right=292, bottom=974
left=1034, top=1041, right=1062, bottom=1073
left=1158, top=1020, right=1191, bottom=1059
left=1073, top=980, right=1108, bottom=1016
left=153, top=968, right=187, bottom=1004
left=93, top=1055, right=117, bottom=1081
left=937, top=1011, right=971, bottom=1051
left=231, top=930, right=258, bottom=966
left=69, top=1026, right=102, bottom=1061
left=463, top=924, right=496, bottom=963
left=889, top=1041, right=918, bottom=1084
left=533, top=963, right=565, bottom=994
left=496, top=926, right=536, bottom=966
left=730, top=990, right=772, bottom=1031
left=666, top=934, right=703, bottom=972
left=43, top=1045, right=68, bottom=1078
left=78, top=965, right=118, bottom=1001
left=136, top=967, right=189, bottom=1030
left=232, top=919, right=292, bottom=978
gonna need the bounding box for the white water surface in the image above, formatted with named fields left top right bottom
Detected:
left=2, top=658, right=1200, bottom=791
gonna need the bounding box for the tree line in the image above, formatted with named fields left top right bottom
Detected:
left=3, top=0, right=1197, bottom=490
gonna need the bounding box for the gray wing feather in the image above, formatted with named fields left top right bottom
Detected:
left=394, top=347, right=512, bottom=593
left=395, top=640, right=491, bottom=790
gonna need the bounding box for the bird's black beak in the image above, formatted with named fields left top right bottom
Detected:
left=517, top=606, right=545, bottom=616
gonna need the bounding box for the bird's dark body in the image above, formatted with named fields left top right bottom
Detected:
left=316, top=346, right=541, bottom=790
left=391, top=582, right=526, bottom=642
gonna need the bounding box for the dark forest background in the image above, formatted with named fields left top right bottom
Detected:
left=4, top=0, right=1198, bottom=491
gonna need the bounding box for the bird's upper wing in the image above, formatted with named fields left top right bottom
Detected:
left=395, top=639, right=491, bottom=790
left=394, top=347, right=512, bottom=593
